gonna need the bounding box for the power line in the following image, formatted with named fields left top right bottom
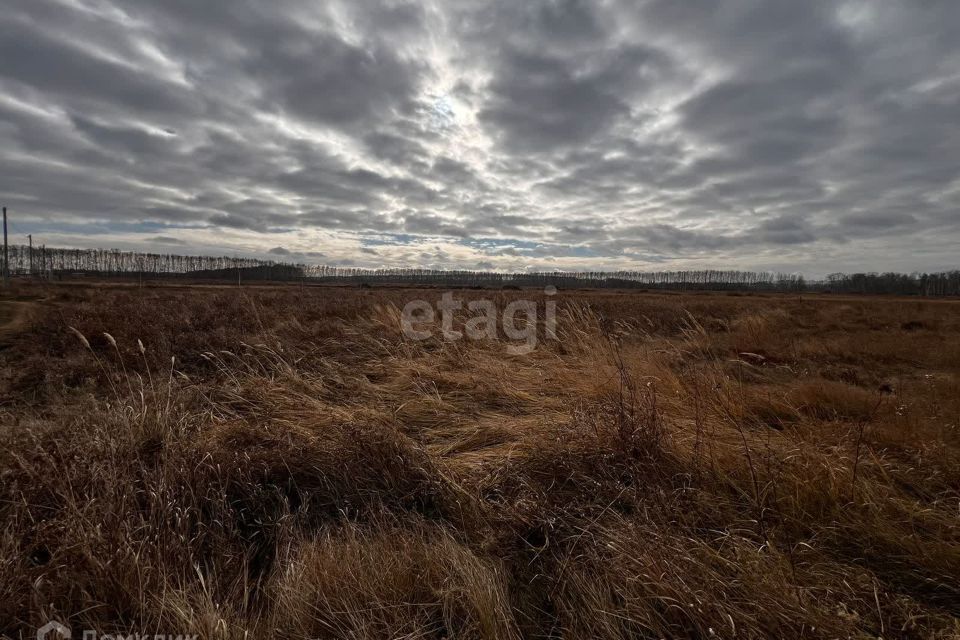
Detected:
left=2, top=207, right=8, bottom=286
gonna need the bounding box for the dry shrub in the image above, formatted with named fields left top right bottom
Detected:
left=0, top=393, right=256, bottom=633
left=791, top=379, right=880, bottom=421
left=740, top=386, right=802, bottom=428
left=200, top=416, right=463, bottom=527
left=547, top=517, right=852, bottom=639
left=727, top=307, right=792, bottom=356
left=0, top=527, right=27, bottom=627
left=706, top=365, right=803, bottom=430
left=271, top=520, right=517, bottom=639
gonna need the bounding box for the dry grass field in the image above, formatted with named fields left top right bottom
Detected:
left=1, top=283, right=959, bottom=638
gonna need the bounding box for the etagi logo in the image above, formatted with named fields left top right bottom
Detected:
left=37, top=621, right=71, bottom=640
left=35, top=623, right=195, bottom=640
left=401, top=287, right=559, bottom=355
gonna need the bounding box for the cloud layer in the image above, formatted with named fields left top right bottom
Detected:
left=2, top=0, right=958, bottom=274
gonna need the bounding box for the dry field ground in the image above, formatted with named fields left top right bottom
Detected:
left=1, top=283, right=959, bottom=638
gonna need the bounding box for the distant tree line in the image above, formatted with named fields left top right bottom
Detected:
left=823, top=271, right=960, bottom=296
left=305, top=267, right=810, bottom=292
left=3, top=244, right=958, bottom=296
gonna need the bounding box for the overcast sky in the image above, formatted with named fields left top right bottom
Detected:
left=2, top=0, right=958, bottom=275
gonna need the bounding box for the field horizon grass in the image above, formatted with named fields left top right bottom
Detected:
left=1, top=282, right=959, bottom=638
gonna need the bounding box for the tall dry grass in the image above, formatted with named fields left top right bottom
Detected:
left=0, top=283, right=959, bottom=638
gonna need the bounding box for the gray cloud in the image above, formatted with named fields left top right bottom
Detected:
left=148, top=236, right=187, bottom=246
left=1, top=0, right=958, bottom=274
left=478, top=44, right=672, bottom=153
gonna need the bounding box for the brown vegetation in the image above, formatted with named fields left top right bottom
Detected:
left=1, top=283, right=959, bottom=638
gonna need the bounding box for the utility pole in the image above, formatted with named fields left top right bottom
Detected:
left=28, top=234, right=33, bottom=276
left=2, top=207, right=8, bottom=286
